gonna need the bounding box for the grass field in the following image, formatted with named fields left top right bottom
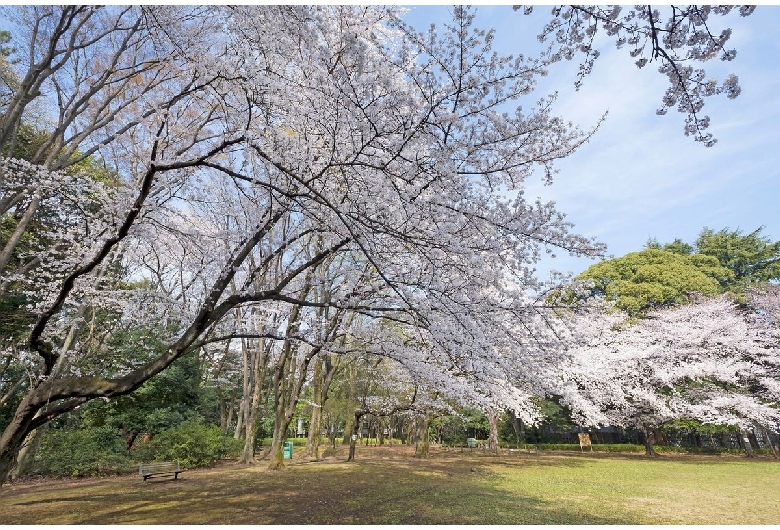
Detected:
left=1, top=444, right=778, bottom=524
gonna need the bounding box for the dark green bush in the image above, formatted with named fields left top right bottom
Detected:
left=135, top=421, right=242, bottom=468
left=35, top=426, right=135, bottom=477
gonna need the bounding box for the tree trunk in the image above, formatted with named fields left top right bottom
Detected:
left=239, top=339, right=271, bottom=465
left=414, top=415, right=431, bottom=458
left=0, top=391, right=42, bottom=484
left=234, top=336, right=251, bottom=440
left=642, top=426, right=658, bottom=457
left=266, top=303, right=327, bottom=470
left=342, top=362, right=356, bottom=445
left=741, top=429, right=755, bottom=457
left=347, top=411, right=363, bottom=462
left=268, top=415, right=287, bottom=470
left=762, top=427, right=778, bottom=459
left=378, top=419, right=385, bottom=446
left=10, top=425, right=46, bottom=480
left=509, top=411, right=524, bottom=448
left=487, top=408, right=500, bottom=452
left=305, top=360, right=324, bottom=460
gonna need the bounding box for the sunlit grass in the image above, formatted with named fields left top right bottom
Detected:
left=1, top=445, right=778, bottom=524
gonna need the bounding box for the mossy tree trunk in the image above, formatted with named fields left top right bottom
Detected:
left=414, top=415, right=431, bottom=458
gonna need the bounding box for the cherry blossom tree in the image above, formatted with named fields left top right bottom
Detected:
left=560, top=295, right=780, bottom=456
left=0, top=5, right=757, bottom=484
left=525, top=5, right=755, bottom=146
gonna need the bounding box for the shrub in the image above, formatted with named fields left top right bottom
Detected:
left=35, top=426, right=135, bottom=477
left=135, top=421, right=242, bottom=468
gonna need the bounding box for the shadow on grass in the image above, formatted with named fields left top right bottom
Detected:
left=0, top=448, right=647, bottom=525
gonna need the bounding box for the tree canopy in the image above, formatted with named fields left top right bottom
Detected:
left=574, top=248, right=732, bottom=314
left=696, top=227, right=780, bottom=286
left=649, top=226, right=780, bottom=289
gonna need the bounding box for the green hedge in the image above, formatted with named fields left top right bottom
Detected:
left=531, top=443, right=763, bottom=455
left=134, top=421, right=243, bottom=467
left=35, top=426, right=136, bottom=477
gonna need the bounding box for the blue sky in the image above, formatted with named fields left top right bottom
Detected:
left=402, top=5, right=780, bottom=281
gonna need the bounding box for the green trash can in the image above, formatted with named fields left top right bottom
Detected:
left=283, top=441, right=293, bottom=459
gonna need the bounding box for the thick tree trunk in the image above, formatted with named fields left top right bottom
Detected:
left=0, top=391, right=41, bottom=484
left=10, top=425, right=46, bottom=480
left=414, top=415, right=431, bottom=458
left=268, top=418, right=286, bottom=470
left=642, top=426, right=658, bottom=457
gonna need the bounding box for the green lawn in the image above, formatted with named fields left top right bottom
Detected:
left=1, top=445, right=778, bottom=524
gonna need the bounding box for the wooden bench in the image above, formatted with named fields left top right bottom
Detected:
left=138, top=461, right=184, bottom=481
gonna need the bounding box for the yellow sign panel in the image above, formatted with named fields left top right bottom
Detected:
left=578, top=433, right=592, bottom=451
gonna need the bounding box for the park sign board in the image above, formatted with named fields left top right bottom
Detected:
left=578, top=433, right=593, bottom=452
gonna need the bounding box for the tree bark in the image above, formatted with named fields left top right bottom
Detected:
left=762, top=427, right=778, bottom=459
left=347, top=410, right=363, bottom=462
left=642, top=426, right=658, bottom=457
left=304, top=360, right=324, bottom=460
left=741, top=429, right=755, bottom=457
left=414, top=415, right=431, bottom=458
left=487, top=408, right=500, bottom=452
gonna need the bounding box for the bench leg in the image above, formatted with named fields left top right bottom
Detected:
left=174, top=472, right=179, bottom=480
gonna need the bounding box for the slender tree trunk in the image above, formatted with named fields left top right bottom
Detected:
left=487, top=408, right=500, bottom=452
left=239, top=339, right=271, bottom=464
left=0, top=193, right=41, bottom=281
left=266, top=305, right=325, bottom=470
left=741, top=429, right=755, bottom=457
left=642, top=426, right=658, bottom=457
left=234, top=336, right=251, bottom=440
left=509, top=411, right=523, bottom=448
left=762, top=427, right=778, bottom=459
left=342, top=362, right=356, bottom=445
left=305, top=360, right=324, bottom=460
left=347, top=410, right=363, bottom=462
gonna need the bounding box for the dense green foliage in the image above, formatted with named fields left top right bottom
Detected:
left=574, top=226, right=780, bottom=314
left=574, top=248, right=732, bottom=313
left=696, top=227, right=780, bottom=286
left=34, top=426, right=134, bottom=477
left=649, top=226, right=780, bottom=288
left=134, top=421, right=242, bottom=468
